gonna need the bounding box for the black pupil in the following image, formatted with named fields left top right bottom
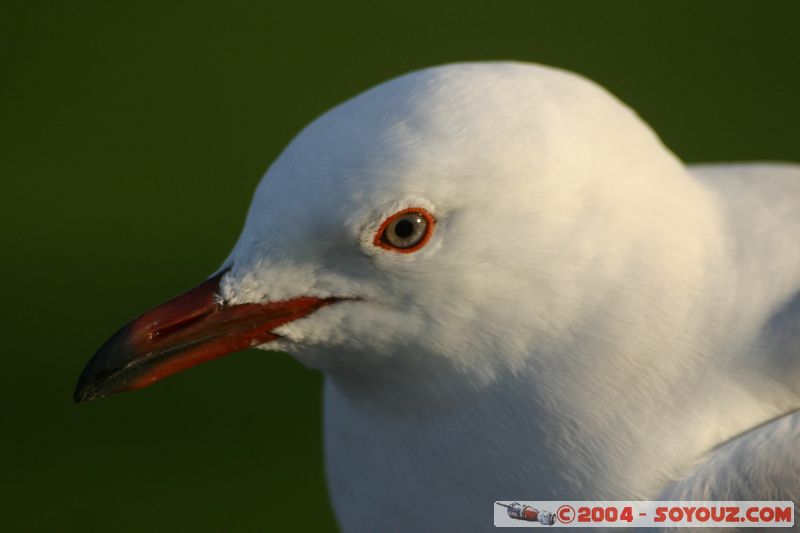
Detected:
left=394, top=218, right=416, bottom=238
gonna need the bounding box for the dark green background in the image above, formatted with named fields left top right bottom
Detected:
left=2, top=2, right=798, bottom=531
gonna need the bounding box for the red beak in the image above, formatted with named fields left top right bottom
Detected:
left=74, top=269, right=339, bottom=402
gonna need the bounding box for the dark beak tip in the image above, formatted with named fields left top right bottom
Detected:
left=73, top=377, right=96, bottom=404
left=73, top=354, right=112, bottom=404
left=74, top=380, right=114, bottom=403
left=73, top=326, right=137, bottom=404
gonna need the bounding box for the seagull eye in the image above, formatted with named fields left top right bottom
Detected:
left=374, top=208, right=435, bottom=253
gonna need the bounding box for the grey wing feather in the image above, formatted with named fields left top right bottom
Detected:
left=691, top=163, right=800, bottom=391
left=661, top=409, right=800, bottom=502
left=760, top=290, right=800, bottom=394
left=661, top=163, right=800, bottom=526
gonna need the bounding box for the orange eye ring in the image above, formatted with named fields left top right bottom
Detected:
left=373, top=207, right=436, bottom=253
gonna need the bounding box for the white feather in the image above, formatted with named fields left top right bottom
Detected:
left=216, top=62, right=800, bottom=532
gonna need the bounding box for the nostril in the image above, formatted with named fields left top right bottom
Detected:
left=149, top=308, right=216, bottom=340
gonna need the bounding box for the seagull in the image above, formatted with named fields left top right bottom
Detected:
left=74, top=62, right=800, bottom=532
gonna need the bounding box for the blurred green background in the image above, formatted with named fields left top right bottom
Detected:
left=1, top=1, right=798, bottom=531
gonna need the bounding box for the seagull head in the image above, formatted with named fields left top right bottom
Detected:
left=75, top=62, right=711, bottom=407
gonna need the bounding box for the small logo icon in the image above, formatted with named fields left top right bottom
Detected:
left=496, top=502, right=556, bottom=525
left=556, top=504, right=575, bottom=524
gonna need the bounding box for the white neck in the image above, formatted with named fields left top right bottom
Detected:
left=321, top=170, right=797, bottom=532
